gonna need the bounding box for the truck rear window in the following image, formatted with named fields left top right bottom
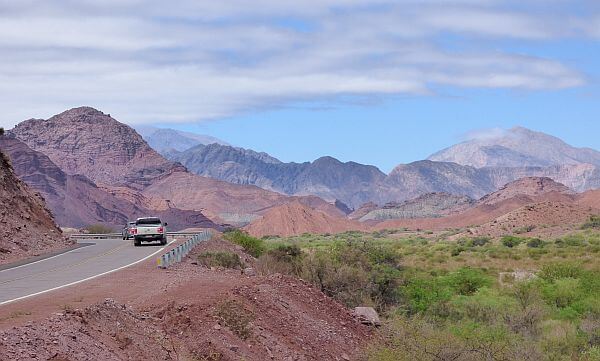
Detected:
left=136, top=218, right=162, bottom=225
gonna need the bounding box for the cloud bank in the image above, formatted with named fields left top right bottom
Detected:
left=0, top=0, right=596, bottom=126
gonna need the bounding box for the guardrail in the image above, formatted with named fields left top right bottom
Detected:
left=68, top=232, right=204, bottom=241
left=157, top=230, right=212, bottom=269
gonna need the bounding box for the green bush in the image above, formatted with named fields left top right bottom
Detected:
left=445, top=268, right=493, bottom=296
left=501, top=236, right=524, bottom=248
left=223, top=230, right=265, bottom=257
left=539, top=263, right=583, bottom=282
left=84, top=224, right=115, bottom=234
left=197, top=252, right=244, bottom=269
left=527, top=238, right=545, bottom=248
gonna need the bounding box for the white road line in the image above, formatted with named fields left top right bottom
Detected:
left=0, top=240, right=175, bottom=306
left=0, top=245, right=93, bottom=274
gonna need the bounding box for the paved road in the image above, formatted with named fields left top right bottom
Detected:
left=0, top=238, right=170, bottom=305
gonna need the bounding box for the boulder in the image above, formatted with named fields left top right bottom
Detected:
left=353, top=307, right=381, bottom=327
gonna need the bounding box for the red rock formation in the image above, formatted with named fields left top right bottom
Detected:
left=0, top=145, right=68, bottom=264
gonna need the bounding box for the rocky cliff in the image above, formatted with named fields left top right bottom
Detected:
left=0, top=144, right=68, bottom=264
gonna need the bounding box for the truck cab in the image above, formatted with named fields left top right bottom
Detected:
left=132, top=217, right=167, bottom=246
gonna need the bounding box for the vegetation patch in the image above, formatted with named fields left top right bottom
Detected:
left=84, top=224, right=114, bottom=234
left=215, top=299, right=254, bottom=340
left=223, top=230, right=265, bottom=257
left=197, top=251, right=244, bottom=269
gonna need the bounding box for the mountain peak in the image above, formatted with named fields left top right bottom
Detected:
left=428, top=126, right=600, bottom=168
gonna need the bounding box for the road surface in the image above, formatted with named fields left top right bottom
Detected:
left=0, top=238, right=170, bottom=306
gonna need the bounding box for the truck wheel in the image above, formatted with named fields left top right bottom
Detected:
left=134, top=239, right=141, bottom=247
left=161, top=237, right=167, bottom=246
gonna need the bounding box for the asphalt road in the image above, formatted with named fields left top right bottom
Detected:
left=0, top=238, right=170, bottom=306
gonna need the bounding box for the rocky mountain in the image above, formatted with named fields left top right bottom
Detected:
left=8, top=107, right=343, bottom=226
left=359, top=193, right=474, bottom=222
left=0, top=144, right=68, bottom=264
left=168, top=143, right=386, bottom=208
left=0, top=136, right=220, bottom=230
left=10, top=107, right=183, bottom=190
left=429, top=126, right=600, bottom=168
left=135, top=125, right=229, bottom=155
left=168, top=139, right=600, bottom=208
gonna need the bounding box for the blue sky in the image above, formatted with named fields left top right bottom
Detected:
left=0, top=1, right=599, bottom=172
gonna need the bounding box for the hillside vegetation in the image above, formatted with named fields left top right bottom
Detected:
left=248, top=225, right=600, bottom=360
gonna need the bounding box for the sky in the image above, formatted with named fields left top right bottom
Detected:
left=1, top=0, right=599, bottom=172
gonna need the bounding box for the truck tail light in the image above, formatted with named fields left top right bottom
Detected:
left=157, top=227, right=164, bottom=233
left=130, top=228, right=137, bottom=235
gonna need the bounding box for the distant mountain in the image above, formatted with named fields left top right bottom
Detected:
left=168, top=143, right=386, bottom=208
left=428, top=127, right=600, bottom=168
left=359, top=193, right=474, bottom=222
left=169, top=138, right=600, bottom=208
left=135, top=125, right=229, bottom=155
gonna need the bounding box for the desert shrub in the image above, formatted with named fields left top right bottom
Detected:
left=256, top=244, right=303, bottom=276
left=583, top=216, right=600, bottom=230
left=215, top=299, right=254, bottom=340
left=298, top=242, right=403, bottom=309
left=366, top=315, right=541, bottom=361
left=445, top=268, right=493, bottom=296
left=582, top=346, right=600, bottom=361
left=539, top=262, right=583, bottom=282
left=471, top=236, right=491, bottom=247
left=450, top=287, right=517, bottom=324
left=197, top=252, right=244, bottom=269
left=527, top=238, right=545, bottom=248
left=84, top=224, right=115, bottom=234
left=501, top=235, right=524, bottom=248
left=542, top=278, right=581, bottom=309
left=223, top=230, right=265, bottom=257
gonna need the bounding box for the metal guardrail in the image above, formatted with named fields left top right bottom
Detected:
left=157, top=229, right=212, bottom=269
left=69, top=232, right=204, bottom=241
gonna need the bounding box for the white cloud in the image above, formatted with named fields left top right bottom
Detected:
left=0, top=0, right=595, bottom=126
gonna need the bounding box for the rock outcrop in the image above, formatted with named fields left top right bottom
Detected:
left=0, top=145, right=68, bottom=264
left=359, top=193, right=474, bottom=221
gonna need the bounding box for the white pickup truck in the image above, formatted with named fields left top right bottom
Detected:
left=131, top=217, right=168, bottom=246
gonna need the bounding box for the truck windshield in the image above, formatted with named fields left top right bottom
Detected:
left=136, top=218, right=162, bottom=225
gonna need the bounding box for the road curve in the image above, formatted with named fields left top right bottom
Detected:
left=0, top=238, right=170, bottom=306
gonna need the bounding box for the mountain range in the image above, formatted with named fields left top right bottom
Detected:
left=5, top=107, right=343, bottom=228
left=161, top=128, right=600, bottom=209
left=4, top=106, right=600, bottom=235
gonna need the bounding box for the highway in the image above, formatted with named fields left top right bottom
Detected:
left=0, top=238, right=170, bottom=306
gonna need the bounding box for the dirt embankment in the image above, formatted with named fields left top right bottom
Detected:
left=0, top=238, right=370, bottom=360
left=0, top=148, right=69, bottom=265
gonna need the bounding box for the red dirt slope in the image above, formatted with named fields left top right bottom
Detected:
left=245, top=201, right=365, bottom=237
left=0, top=148, right=68, bottom=265
left=0, top=239, right=370, bottom=361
